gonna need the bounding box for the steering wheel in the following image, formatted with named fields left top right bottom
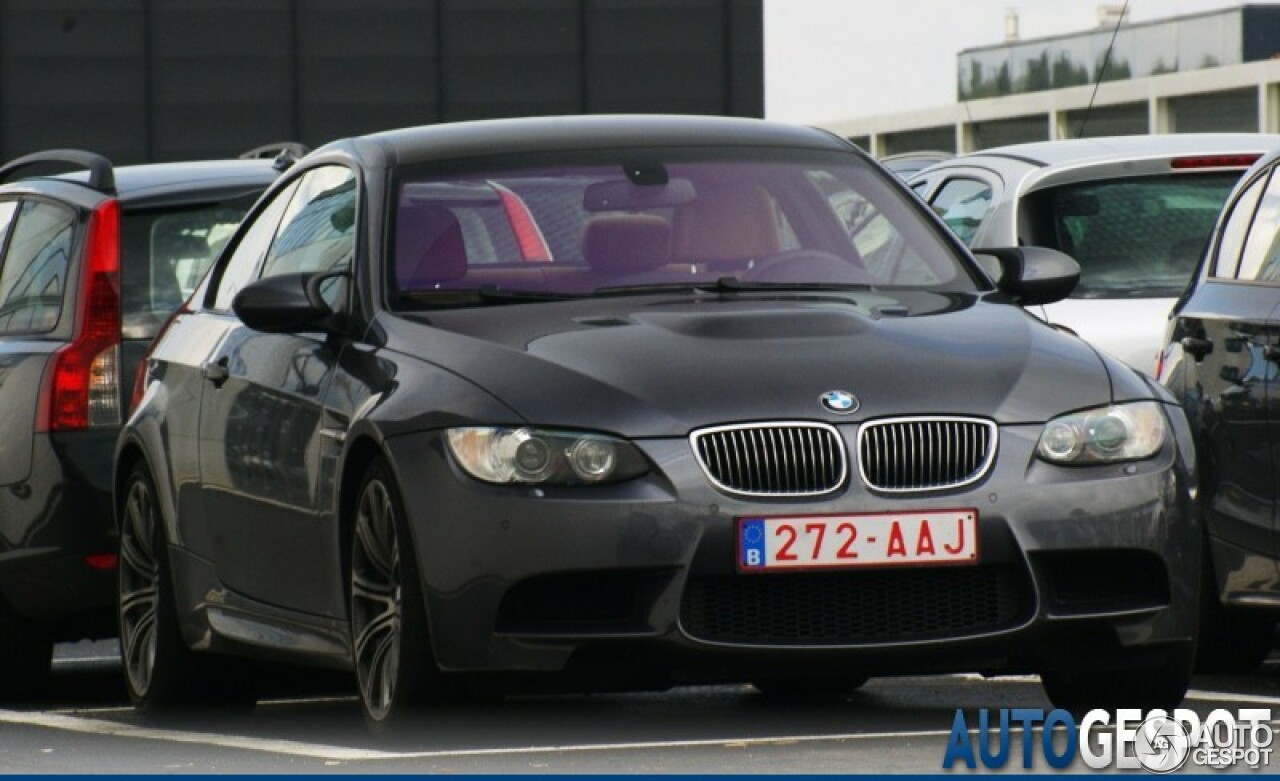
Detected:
left=741, top=249, right=875, bottom=285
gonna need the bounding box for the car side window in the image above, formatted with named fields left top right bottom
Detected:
left=0, top=199, right=75, bottom=335
left=929, top=178, right=994, bottom=246
left=1234, top=169, right=1280, bottom=282
left=1211, top=170, right=1270, bottom=279
left=210, top=179, right=301, bottom=311
left=259, top=166, right=357, bottom=283
left=0, top=200, right=17, bottom=250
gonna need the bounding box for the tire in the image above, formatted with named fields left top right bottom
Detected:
left=1195, top=545, right=1275, bottom=673
left=752, top=675, right=869, bottom=702
left=1040, top=645, right=1193, bottom=713
left=118, top=462, right=256, bottom=713
left=0, top=600, right=53, bottom=702
left=349, top=458, right=442, bottom=731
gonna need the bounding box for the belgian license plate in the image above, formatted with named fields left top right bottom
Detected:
left=737, top=510, right=978, bottom=571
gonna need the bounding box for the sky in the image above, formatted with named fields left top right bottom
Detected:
left=764, top=0, right=1255, bottom=123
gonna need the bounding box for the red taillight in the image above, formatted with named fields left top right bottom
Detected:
left=36, top=200, right=122, bottom=432
left=494, top=184, right=552, bottom=262
left=1170, top=154, right=1262, bottom=170
left=84, top=553, right=118, bottom=571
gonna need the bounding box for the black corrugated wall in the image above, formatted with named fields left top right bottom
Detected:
left=0, top=0, right=763, bottom=164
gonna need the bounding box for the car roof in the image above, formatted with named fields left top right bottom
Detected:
left=954, top=133, right=1280, bottom=169
left=0, top=157, right=279, bottom=210
left=58, top=159, right=280, bottom=203
left=338, top=115, right=854, bottom=168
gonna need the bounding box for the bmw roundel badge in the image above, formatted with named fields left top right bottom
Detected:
left=820, top=390, right=859, bottom=414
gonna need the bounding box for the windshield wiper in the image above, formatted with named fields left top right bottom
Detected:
left=399, top=286, right=581, bottom=307
left=592, top=277, right=876, bottom=297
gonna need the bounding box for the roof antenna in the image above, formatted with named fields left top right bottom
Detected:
left=1077, top=0, right=1130, bottom=139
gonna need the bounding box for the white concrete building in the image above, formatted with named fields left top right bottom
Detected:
left=822, top=5, right=1280, bottom=157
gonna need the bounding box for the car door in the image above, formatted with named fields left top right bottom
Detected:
left=197, top=165, right=356, bottom=616
left=1177, top=166, right=1279, bottom=561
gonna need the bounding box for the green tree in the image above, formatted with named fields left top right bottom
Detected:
left=1024, top=51, right=1051, bottom=92
left=1052, top=53, right=1090, bottom=87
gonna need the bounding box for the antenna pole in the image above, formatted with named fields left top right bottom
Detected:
left=1078, top=0, right=1130, bottom=139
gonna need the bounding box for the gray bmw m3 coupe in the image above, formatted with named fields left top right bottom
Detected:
left=115, top=115, right=1200, bottom=728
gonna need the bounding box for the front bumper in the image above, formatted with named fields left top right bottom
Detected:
left=383, top=413, right=1198, bottom=684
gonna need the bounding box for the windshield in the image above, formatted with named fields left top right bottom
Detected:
left=1025, top=173, right=1240, bottom=299
left=389, top=147, right=981, bottom=307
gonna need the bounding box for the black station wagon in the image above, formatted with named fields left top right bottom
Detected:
left=0, top=149, right=282, bottom=699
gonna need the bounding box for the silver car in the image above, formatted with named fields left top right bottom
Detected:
left=909, top=134, right=1280, bottom=375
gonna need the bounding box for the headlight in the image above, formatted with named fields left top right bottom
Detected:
left=1035, top=402, right=1167, bottom=465
left=446, top=427, right=648, bottom=485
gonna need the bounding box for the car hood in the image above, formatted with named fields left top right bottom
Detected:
left=384, top=291, right=1116, bottom=438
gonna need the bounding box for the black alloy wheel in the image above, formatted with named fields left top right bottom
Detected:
left=118, top=462, right=256, bottom=712
left=350, top=459, right=436, bottom=729
left=118, top=467, right=161, bottom=701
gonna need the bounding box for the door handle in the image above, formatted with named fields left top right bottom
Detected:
left=1181, top=337, right=1213, bottom=360
left=201, top=358, right=230, bottom=387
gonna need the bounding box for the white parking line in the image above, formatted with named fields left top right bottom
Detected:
left=1185, top=690, right=1280, bottom=707
left=51, top=655, right=120, bottom=666
left=0, top=710, right=401, bottom=761
left=10, top=683, right=1279, bottom=762
left=0, top=708, right=951, bottom=761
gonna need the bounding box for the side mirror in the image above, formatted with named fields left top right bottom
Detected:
left=232, top=271, right=345, bottom=333
left=975, top=246, right=1080, bottom=306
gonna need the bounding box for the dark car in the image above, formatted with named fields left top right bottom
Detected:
left=117, top=115, right=1199, bottom=728
left=1158, top=150, right=1280, bottom=672
left=0, top=149, right=284, bottom=699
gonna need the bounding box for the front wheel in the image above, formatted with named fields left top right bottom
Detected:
left=349, top=459, right=440, bottom=730
left=1040, top=646, right=1193, bottom=713
left=118, top=462, right=255, bottom=712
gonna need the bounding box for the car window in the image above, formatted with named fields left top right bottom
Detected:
left=0, top=200, right=75, bottom=335
left=120, top=200, right=256, bottom=337
left=210, top=179, right=301, bottom=311
left=1212, top=171, right=1269, bottom=280
left=1027, top=173, right=1241, bottom=298
left=391, top=147, right=977, bottom=304
left=807, top=170, right=939, bottom=285
left=260, top=166, right=356, bottom=281
left=0, top=200, right=17, bottom=251
left=929, top=178, right=993, bottom=246
left=1234, top=169, right=1280, bottom=282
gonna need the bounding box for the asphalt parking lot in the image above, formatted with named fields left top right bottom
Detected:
left=0, top=641, right=1274, bottom=774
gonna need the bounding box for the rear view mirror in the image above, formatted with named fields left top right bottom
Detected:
left=975, top=246, right=1080, bottom=306
left=583, top=178, right=696, bottom=212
